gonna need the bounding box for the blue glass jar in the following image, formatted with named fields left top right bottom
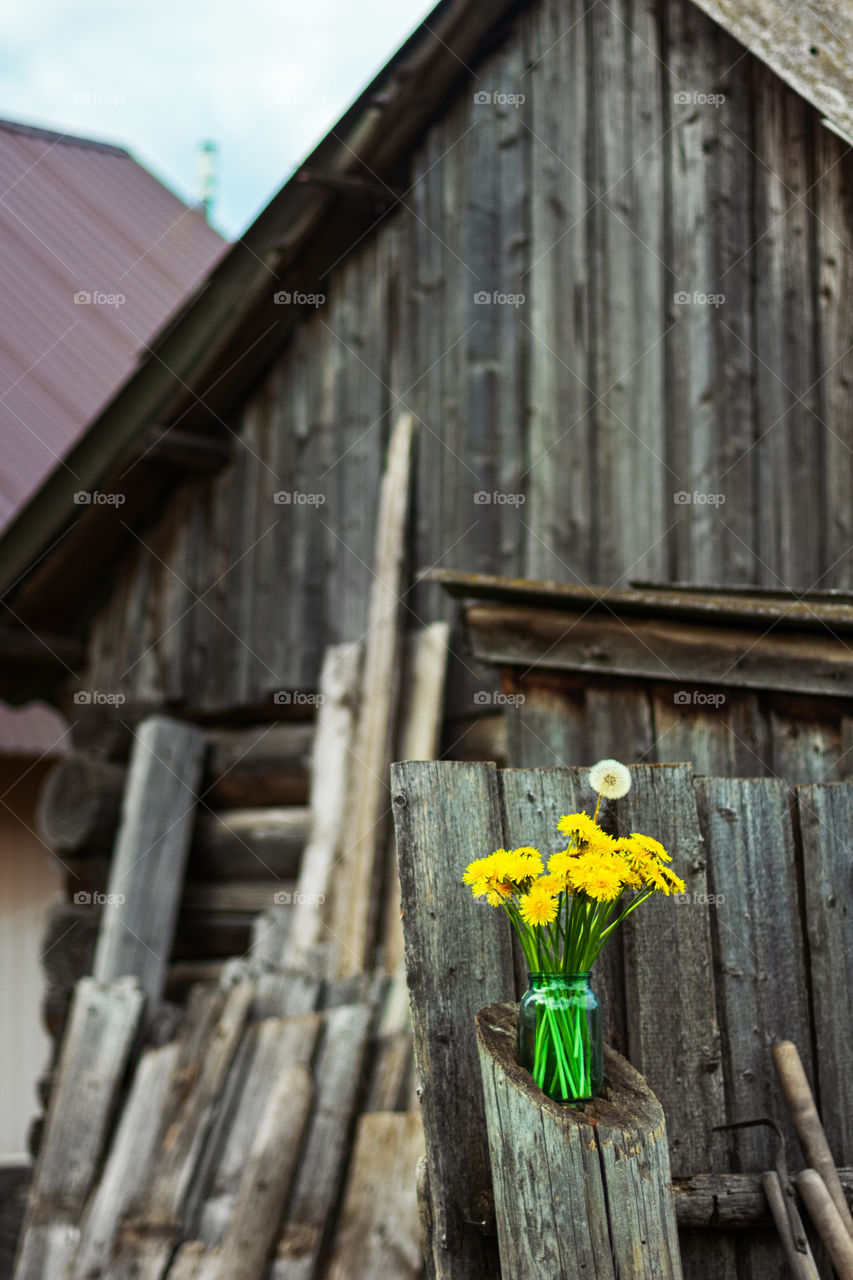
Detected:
left=518, top=972, right=603, bottom=1103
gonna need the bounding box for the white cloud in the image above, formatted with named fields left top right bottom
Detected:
left=0, top=0, right=437, bottom=236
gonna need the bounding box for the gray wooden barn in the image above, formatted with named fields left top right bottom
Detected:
left=3, top=0, right=853, bottom=1276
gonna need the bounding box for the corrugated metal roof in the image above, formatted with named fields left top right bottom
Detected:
left=0, top=118, right=226, bottom=532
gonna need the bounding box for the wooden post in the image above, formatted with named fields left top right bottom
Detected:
left=93, top=715, right=207, bottom=1008
left=476, top=1003, right=683, bottom=1280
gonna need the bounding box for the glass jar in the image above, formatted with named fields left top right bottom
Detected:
left=518, top=972, right=603, bottom=1103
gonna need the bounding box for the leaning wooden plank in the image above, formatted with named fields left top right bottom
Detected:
left=274, top=1003, right=373, bottom=1280
left=13, top=1224, right=80, bottom=1280
left=94, top=716, right=207, bottom=1007
left=13, top=976, right=144, bottom=1280
left=326, top=1112, right=425, bottom=1280
left=477, top=1003, right=683, bottom=1278
left=195, top=1014, right=322, bottom=1243
left=392, top=761, right=513, bottom=1280
left=208, top=1065, right=313, bottom=1280
left=165, top=1242, right=219, bottom=1280
left=695, top=777, right=813, bottom=1169
left=336, top=414, right=415, bottom=975
left=617, top=765, right=725, bottom=1177
left=113, top=981, right=254, bottom=1274
left=381, top=622, right=450, bottom=972
left=287, top=643, right=362, bottom=968
left=70, top=1042, right=180, bottom=1280
left=796, top=782, right=853, bottom=1165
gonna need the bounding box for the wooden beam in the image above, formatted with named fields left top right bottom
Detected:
left=93, top=715, right=207, bottom=1008
left=466, top=602, right=853, bottom=697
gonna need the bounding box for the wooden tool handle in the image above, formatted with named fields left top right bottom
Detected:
left=795, top=1170, right=853, bottom=1280
left=772, top=1040, right=853, bottom=1241
left=760, top=1171, right=820, bottom=1280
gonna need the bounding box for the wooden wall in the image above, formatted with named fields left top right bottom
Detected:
left=83, top=0, right=853, bottom=714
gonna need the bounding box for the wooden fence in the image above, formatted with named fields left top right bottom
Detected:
left=392, top=760, right=853, bottom=1280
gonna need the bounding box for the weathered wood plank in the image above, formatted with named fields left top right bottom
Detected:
left=203, top=723, right=313, bottom=809
left=189, top=807, right=308, bottom=881
left=617, top=765, right=726, bottom=1177
left=94, top=716, right=207, bottom=1007
left=13, top=979, right=144, bottom=1280
left=326, top=1112, right=425, bottom=1280
left=796, top=782, right=853, bottom=1164
left=288, top=643, right=361, bottom=968
left=335, top=414, right=414, bottom=974
left=392, top=761, right=512, bottom=1280
left=504, top=682, right=586, bottom=769
left=477, top=1003, right=683, bottom=1278
left=695, top=777, right=813, bottom=1170
left=274, top=1003, right=373, bottom=1280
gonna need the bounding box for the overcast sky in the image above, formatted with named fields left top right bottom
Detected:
left=0, top=0, right=437, bottom=238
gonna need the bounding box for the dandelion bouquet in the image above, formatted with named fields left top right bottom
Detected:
left=463, top=760, right=685, bottom=1102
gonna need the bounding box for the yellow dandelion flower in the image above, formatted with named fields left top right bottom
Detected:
left=505, top=847, right=544, bottom=882
left=535, top=873, right=567, bottom=895
left=629, top=833, right=672, bottom=863
left=568, top=852, right=625, bottom=902
left=548, top=849, right=577, bottom=878
left=519, top=887, right=559, bottom=927
left=557, top=813, right=612, bottom=847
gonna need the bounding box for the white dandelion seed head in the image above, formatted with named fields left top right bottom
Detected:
left=588, top=758, right=632, bottom=799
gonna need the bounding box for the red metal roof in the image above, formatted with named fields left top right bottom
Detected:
left=0, top=118, right=226, bottom=531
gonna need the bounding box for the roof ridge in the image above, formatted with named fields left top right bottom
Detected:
left=0, top=116, right=130, bottom=157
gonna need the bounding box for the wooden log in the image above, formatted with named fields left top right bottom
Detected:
left=772, top=1041, right=853, bottom=1239
left=35, top=757, right=126, bottom=851
left=93, top=716, right=207, bottom=1009
left=188, top=808, right=308, bottom=880
left=326, top=1112, right=426, bottom=1280
left=392, top=760, right=513, bottom=1280
left=287, top=644, right=361, bottom=968
left=181, top=881, right=295, bottom=914
left=335, top=414, right=414, bottom=975
left=13, top=977, right=145, bottom=1280
left=204, top=724, right=313, bottom=808
left=209, top=1065, right=313, bottom=1280
left=172, top=913, right=254, bottom=960
left=273, top=1003, right=373, bottom=1280
left=476, top=1003, right=683, bottom=1279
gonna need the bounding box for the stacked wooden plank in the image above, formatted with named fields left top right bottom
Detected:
left=392, top=761, right=853, bottom=1280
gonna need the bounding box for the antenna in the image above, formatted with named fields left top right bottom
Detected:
left=197, top=140, right=218, bottom=221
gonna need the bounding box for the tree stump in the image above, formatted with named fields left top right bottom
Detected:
left=476, top=1003, right=683, bottom=1279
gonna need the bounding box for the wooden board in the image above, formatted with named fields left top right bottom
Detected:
left=392, top=761, right=513, bottom=1280
left=326, top=1112, right=425, bottom=1280
left=94, top=716, right=207, bottom=1007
